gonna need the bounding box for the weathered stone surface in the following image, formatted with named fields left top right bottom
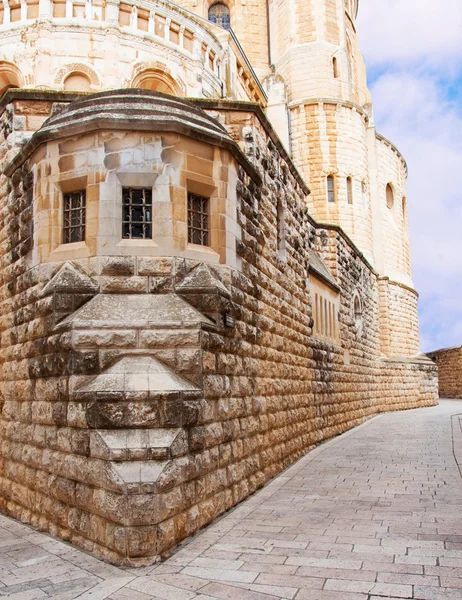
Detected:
left=427, top=346, right=462, bottom=398
left=0, top=91, right=438, bottom=567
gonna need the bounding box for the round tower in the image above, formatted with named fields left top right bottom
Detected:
left=265, top=0, right=419, bottom=355
left=267, top=0, right=375, bottom=264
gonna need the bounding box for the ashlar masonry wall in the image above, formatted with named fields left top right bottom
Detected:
left=0, top=91, right=438, bottom=565
left=427, top=347, right=462, bottom=399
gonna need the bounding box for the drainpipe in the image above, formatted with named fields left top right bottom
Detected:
left=266, top=0, right=272, bottom=66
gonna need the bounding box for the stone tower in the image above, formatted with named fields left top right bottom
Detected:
left=175, top=0, right=419, bottom=356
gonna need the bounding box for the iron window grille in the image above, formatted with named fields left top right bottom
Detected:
left=63, top=190, right=86, bottom=244
left=188, top=192, right=209, bottom=246
left=122, top=187, right=152, bottom=239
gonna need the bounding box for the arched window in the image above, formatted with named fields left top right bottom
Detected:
left=386, top=183, right=394, bottom=209
left=332, top=56, right=339, bottom=79
left=327, top=175, right=336, bottom=203
left=64, top=73, right=92, bottom=91
left=0, top=62, right=23, bottom=96
left=208, top=3, right=231, bottom=30
left=346, top=177, right=353, bottom=204
left=132, top=69, right=179, bottom=96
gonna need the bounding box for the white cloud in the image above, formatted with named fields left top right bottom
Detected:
left=357, top=2, right=462, bottom=351
left=357, top=0, right=462, bottom=70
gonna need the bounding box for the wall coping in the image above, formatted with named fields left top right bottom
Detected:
left=427, top=345, right=462, bottom=357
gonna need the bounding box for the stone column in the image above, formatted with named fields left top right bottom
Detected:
left=105, top=0, right=119, bottom=24
left=2, top=0, right=10, bottom=24
left=148, top=11, right=155, bottom=34
left=38, top=0, right=52, bottom=18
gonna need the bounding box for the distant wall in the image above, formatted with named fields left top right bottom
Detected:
left=427, top=347, right=462, bottom=399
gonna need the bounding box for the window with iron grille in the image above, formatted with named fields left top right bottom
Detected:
left=188, top=192, right=209, bottom=246
left=208, top=3, right=231, bottom=30
left=122, top=187, right=152, bottom=239
left=63, top=190, right=86, bottom=244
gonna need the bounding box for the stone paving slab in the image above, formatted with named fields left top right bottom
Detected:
left=1, top=399, right=462, bottom=599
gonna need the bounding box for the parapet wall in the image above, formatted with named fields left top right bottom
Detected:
left=0, top=91, right=438, bottom=565
left=427, top=347, right=462, bottom=399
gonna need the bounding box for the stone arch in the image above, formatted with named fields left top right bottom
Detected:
left=0, top=61, right=24, bottom=95
left=130, top=63, right=184, bottom=96
left=64, top=72, right=92, bottom=91
left=55, top=63, right=100, bottom=89
left=208, top=2, right=231, bottom=30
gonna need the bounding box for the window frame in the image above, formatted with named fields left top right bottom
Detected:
left=63, top=189, right=86, bottom=244
left=327, top=175, right=336, bottom=203
left=208, top=2, right=231, bottom=30
left=122, top=186, right=153, bottom=240
left=347, top=176, right=353, bottom=205
left=187, top=191, right=210, bottom=247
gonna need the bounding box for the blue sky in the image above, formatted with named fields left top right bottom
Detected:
left=357, top=0, right=462, bottom=352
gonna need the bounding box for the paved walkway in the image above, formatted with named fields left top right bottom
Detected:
left=1, top=400, right=462, bottom=600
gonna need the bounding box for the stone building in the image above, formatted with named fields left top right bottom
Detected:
left=0, top=0, right=438, bottom=564
left=427, top=347, right=462, bottom=399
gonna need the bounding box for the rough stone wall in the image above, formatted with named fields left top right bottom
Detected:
left=427, top=347, right=462, bottom=399
left=0, top=94, right=438, bottom=565
left=377, top=278, right=421, bottom=357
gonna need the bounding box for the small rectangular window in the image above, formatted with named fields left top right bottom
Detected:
left=347, top=177, right=353, bottom=204
left=122, top=187, right=152, bottom=239
left=63, top=190, right=86, bottom=244
left=188, top=192, right=209, bottom=246
left=327, top=175, right=335, bottom=203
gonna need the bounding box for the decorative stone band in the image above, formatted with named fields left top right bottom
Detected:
left=3, top=89, right=262, bottom=184
left=287, top=97, right=370, bottom=124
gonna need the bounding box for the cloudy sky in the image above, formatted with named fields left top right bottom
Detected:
left=357, top=0, right=462, bottom=352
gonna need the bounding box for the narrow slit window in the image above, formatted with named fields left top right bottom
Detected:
left=63, top=190, right=86, bottom=244
left=188, top=192, right=209, bottom=246
left=333, top=56, right=339, bottom=78
left=347, top=177, right=353, bottom=204
left=386, top=183, right=394, bottom=209
left=122, top=187, right=152, bottom=239
left=327, top=175, right=336, bottom=203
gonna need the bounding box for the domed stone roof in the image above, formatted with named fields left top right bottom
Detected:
left=5, top=89, right=260, bottom=182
